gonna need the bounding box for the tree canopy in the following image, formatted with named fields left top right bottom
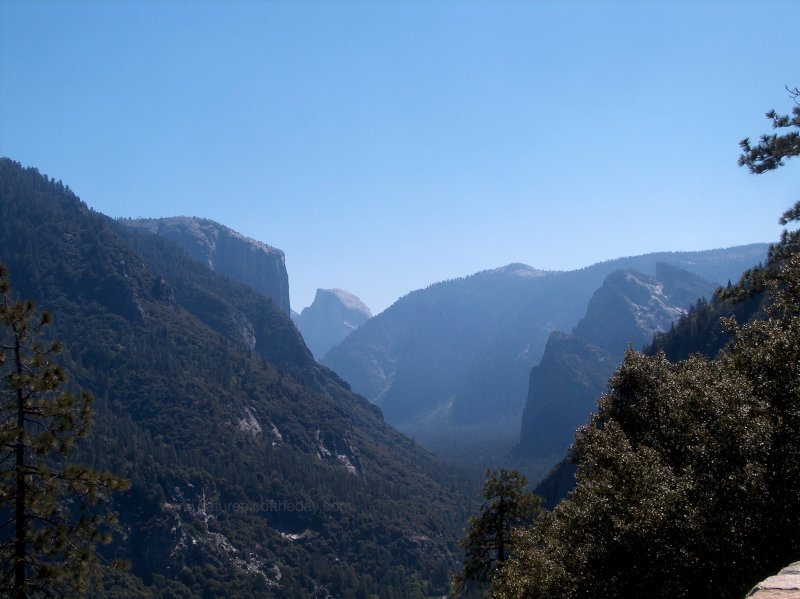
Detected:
left=0, top=264, right=128, bottom=598
left=739, top=86, right=800, bottom=174
left=493, top=248, right=800, bottom=599
left=452, top=469, right=540, bottom=597
left=488, top=89, right=800, bottom=599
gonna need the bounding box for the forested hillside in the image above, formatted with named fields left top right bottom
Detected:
left=480, top=90, right=800, bottom=599
left=0, top=158, right=475, bottom=598
left=517, top=264, right=717, bottom=475
left=323, top=248, right=767, bottom=462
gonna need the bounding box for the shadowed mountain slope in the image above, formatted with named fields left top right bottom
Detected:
left=322, top=249, right=767, bottom=449
left=0, top=158, right=473, bottom=598
left=518, top=264, right=716, bottom=469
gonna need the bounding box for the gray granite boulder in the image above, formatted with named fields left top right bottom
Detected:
left=747, top=562, right=800, bottom=598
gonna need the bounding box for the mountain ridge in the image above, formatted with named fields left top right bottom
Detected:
left=0, top=158, right=472, bottom=598
left=322, top=245, right=769, bottom=452
left=517, top=264, right=717, bottom=471
left=123, top=216, right=291, bottom=315
left=295, top=288, right=372, bottom=359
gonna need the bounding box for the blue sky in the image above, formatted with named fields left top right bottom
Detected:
left=1, top=1, right=798, bottom=314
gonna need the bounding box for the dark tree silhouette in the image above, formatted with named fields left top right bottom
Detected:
left=0, top=264, right=128, bottom=599
left=452, top=469, right=540, bottom=596
left=739, top=85, right=800, bottom=174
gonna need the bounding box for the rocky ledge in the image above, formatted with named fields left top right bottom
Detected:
left=747, top=562, right=800, bottom=598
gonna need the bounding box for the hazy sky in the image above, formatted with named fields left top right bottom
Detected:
left=2, top=1, right=798, bottom=314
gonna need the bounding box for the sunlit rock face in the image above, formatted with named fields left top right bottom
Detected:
left=518, top=263, right=716, bottom=468
left=746, top=562, right=800, bottom=598
left=125, top=216, right=291, bottom=315
left=573, top=263, right=713, bottom=356
left=295, top=288, right=372, bottom=359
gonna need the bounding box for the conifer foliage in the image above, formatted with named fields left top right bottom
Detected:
left=452, top=469, right=541, bottom=596
left=739, top=85, right=800, bottom=174
left=487, top=88, right=800, bottom=599
left=0, top=264, right=128, bottom=598
left=492, top=252, right=800, bottom=599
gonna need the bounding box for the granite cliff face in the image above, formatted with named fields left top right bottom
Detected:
left=322, top=250, right=767, bottom=453
left=323, top=264, right=558, bottom=438
left=746, top=562, right=800, bottom=598
left=573, top=263, right=714, bottom=355
left=294, top=288, right=371, bottom=359
left=519, top=332, right=619, bottom=467
left=124, top=217, right=290, bottom=315
left=518, top=264, right=717, bottom=469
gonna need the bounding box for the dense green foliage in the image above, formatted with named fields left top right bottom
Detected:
left=493, top=255, right=800, bottom=598
left=0, top=158, right=477, bottom=598
left=489, top=91, right=800, bottom=599
left=451, top=470, right=540, bottom=597
left=739, top=86, right=800, bottom=174
left=0, top=265, right=128, bottom=597
left=732, top=86, right=800, bottom=302
left=646, top=291, right=765, bottom=362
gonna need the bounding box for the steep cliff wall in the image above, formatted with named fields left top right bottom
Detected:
left=295, top=288, right=371, bottom=359
left=518, top=265, right=716, bottom=467
left=124, top=217, right=290, bottom=314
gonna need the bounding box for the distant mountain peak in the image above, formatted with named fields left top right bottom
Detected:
left=518, top=264, right=717, bottom=474
left=490, top=263, right=547, bottom=277
left=323, top=247, right=767, bottom=453
left=321, top=288, right=372, bottom=316
left=295, top=288, right=372, bottom=359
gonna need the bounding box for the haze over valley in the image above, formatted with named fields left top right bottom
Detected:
left=2, top=2, right=799, bottom=597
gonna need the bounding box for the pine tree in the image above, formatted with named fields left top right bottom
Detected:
left=738, top=85, right=800, bottom=174
left=725, top=85, right=800, bottom=300
left=451, top=469, right=540, bottom=597
left=0, top=263, right=129, bottom=598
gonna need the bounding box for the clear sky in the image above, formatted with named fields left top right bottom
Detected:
left=1, top=1, right=798, bottom=314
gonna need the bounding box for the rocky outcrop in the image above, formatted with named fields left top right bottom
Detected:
left=518, top=264, right=716, bottom=469
left=747, top=562, right=800, bottom=598
left=518, top=332, right=619, bottom=464
left=573, top=263, right=711, bottom=356
left=314, top=428, right=362, bottom=476
left=323, top=249, right=768, bottom=450
left=137, top=484, right=283, bottom=586
left=124, top=216, right=290, bottom=314
left=295, top=288, right=371, bottom=359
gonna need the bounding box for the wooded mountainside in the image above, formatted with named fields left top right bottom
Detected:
left=0, top=158, right=477, bottom=598
left=483, top=90, right=800, bottom=599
